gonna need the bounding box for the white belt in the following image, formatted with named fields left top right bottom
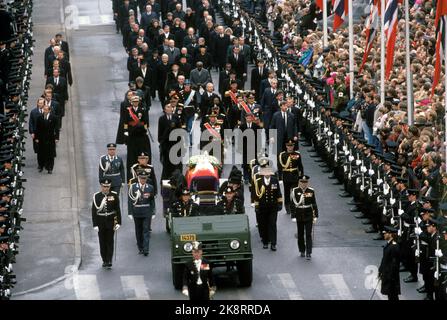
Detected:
left=441, top=264, right=447, bottom=269
left=403, top=222, right=410, bottom=228
left=420, top=241, right=428, bottom=246
left=97, top=211, right=116, bottom=216
left=134, top=204, right=150, bottom=208
left=106, top=173, right=121, bottom=176
left=297, top=205, right=312, bottom=209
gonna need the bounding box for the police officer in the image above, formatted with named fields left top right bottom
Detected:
left=379, top=226, right=401, bottom=300
left=254, top=167, right=282, bottom=251
left=291, top=175, right=318, bottom=260
left=182, top=241, right=216, bottom=301
left=217, top=186, right=245, bottom=215
left=91, top=179, right=122, bottom=269
left=128, top=171, right=155, bottom=256
left=98, top=143, right=125, bottom=194
left=170, top=189, right=200, bottom=217
left=279, top=139, right=304, bottom=217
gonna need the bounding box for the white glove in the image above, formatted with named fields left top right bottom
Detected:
left=356, top=160, right=361, bottom=166
left=182, top=288, right=189, bottom=297
left=390, top=217, right=395, bottom=224
left=368, top=169, right=374, bottom=176
left=389, top=198, right=396, bottom=205
left=435, top=249, right=443, bottom=258
left=124, top=132, right=129, bottom=136
left=209, top=289, right=216, bottom=298
left=313, top=217, right=317, bottom=224
left=360, top=185, right=365, bottom=192
left=415, top=249, right=420, bottom=257
left=128, top=215, right=134, bottom=220
left=250, top=203, right=255, bottom=208
left=360, top=166, right=367, bottom=173
left=93, top=226, right=99, bottom=232
left=414, top=227, right=422, bottom=235
left=348, top=155, right=354, bottom=162
left=377, top=178, right=383, bottom=185
left=398, top=209, right=404, bottom=216
left=152, top=214, right=155, bottom=220
left=114, top=224, right=120, bottom=231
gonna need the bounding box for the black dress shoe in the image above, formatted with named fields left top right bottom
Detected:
left=309, top=154, right=320, bottom=158
left=365, top=227, right=377, bottom=233
left=294, top=233, right=298, bottom=239
left=339, top=192, right=351, bottom=197
left=300, top=252, right=305, bottom=257
left=348, top=200, right=360, bottom=205
left=143, top=251, right=149, bottom=256
left=403, top=275, right=418, bottom=283
left=319, top=163, right=328, bottom=167
left=106, top=263, right=112, bottom=269
left=361, top=219, right=372, bottom=225
left=424, top=296, right=434, bottom=300
left=417, top=286, right=426, bottom=293
left=270, top=245, right=277, bottom=251
left=306, top=254, right=311, bottom=260
left=263, top=244, right=268, bottom=249
left=332, top=181, right=343, bottom=185
left=314, top=159, right=324, bottom=162
left=328, top=175, right=337, bottom=179
left=38, top=167, right=43, bottom=172
left=48, top=170, right=52, bottom=174
left=322, top=169, right=332, bottom=173
left=138, top=249, right=144, bottom=254
left=350, top=207, right=361, bottom=213
left=102, top=262, right=107, bottom=268
left=373, top=234, right=384, bottom=240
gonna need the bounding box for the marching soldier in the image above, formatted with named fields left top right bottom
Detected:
left=91, top=179, right=121, bottom=269
left=217, top=186, right=245, bottom=215
left=128, top=171, right=155, bottom=256
left=130, top=151, right=157, bottom=195
left=279, top=139, right=304, bottom=217
left=98, top=143, right=125, bottom=194
left=170, top=189, right=200, bottom=217
left=379, top=226, right=401, bottom=300
left=182, top=241, right=216, bottom=301
left=290, top=175, right=318, bottom=260
left=254, top=167, right=282, bottom=251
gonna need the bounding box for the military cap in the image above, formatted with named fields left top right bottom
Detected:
left=138, top=171, right=149, bottom=178
left=107, top=143, right=117, bottom=149
left=396, top=177, right=407, bottom=184
left=138, top=151, right=149, bottom=158
left=419, top=208, right=435, bottom=216
left=382, top=225, right=398, bottom=234
left=426, top=217, right=441, bottom=227
left=0, top=188, right=12, bottom=196
left=299, top=175, right=310, bottom=182
left=421, top=196, right=436, bottom=204
left=225, top=186, right=235, bottom=193
left=100, top=178, right=112, bottom=186
left=258, top=154, right=269, bottom=167
left=0, top=155, right=14, bottom=164
left=181, top=189, right=191, bottom=195
left=407, top=189, right=419, bottom=197
left=0, top=223, right=6, bottom=229
left=192, top=241, right=202, bottom=251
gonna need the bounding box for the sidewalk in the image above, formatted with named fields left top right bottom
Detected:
left=12, top=0, right=83, bottom=295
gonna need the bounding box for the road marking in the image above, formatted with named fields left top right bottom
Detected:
left=267, top=273, right=303, bottom=300
left=319, top=274, right=354, bottom=300
left=73, top=274, right=101, bottom=300
left=120, top=275, right=151, bottom=300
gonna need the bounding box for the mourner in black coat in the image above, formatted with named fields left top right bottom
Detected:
left=379, top=226, right=401, bottom=300
left=35, top=105, right=60, bottom=173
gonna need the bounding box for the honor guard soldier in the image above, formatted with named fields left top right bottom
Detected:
left=279, top=139, right=304, bottom=217
left=182, top=241, right=216, bottom=301
left=130, top=151, right=157, bottom=195
left=254, top=167, right=282, bottom=251
left=217, top=186, right=245, bottom=215
left=414, top=208, right=435, bottom=295
left=401, top=189, right=420, bottom=283
left=128, top=171, right=155, bottom=256
left=170, top=189, right=200, bottom=217
left=290, top=175, right=318, bottom=260
left=379, top=226, right=401, bottom=300
left=91, top=179, right=122, bottom=269
left=98, top=143, right=125, bottom=194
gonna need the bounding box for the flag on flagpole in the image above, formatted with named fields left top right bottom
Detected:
left=432, top=0, right=447, bottom=95
left=316, top=0, right=323, bottom=10
left=333, top=0, right=348, bottom=31
left=383, top=0, right=399, bottom=79
left=359, top=0, right=379, bottom=73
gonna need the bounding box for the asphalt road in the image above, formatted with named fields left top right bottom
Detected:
left=13, top=0, right=422, bottom=300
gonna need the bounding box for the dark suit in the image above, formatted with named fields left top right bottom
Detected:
left=57, top=40, right=70, bottom=60
left=158, top=113, right=182, bottom=180
left=239, top=122, right=261, bottom=180
left=29, top=107, right=43, bottom=153
left=46, top=76, right=68, bottom=117
left=200, top=92, right=219, bottom=116
left=270, top=110, right=298, bottom=154
left=213, top=34, right=231, bottom=70
left=155, top=62, right=171, bottom=106
left=260, top=87, right=279, bottom=134
left=44, top=46, right=54, bottom=75
left=35, top=113, right=60, bottom=171
left=183, top=258, right=215, bottom=301
left=251, top=67, right=269, bottom=101
left=134, top=66, right=152, bottom=87
left=218, top=69, right=231, bottom=97
left=158, top=32, right=175, bottom=46
left=227, top=54, right=246, bottom=85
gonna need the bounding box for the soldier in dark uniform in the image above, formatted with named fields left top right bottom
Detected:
left=170, top=189, right=200, bottom=217
left=217, top=186, right=245, bottom=215
left=379, top=226, right=401, bottom=300
left=279, top=139, right=304, bottom=217
left=98, top=143, right=125, bottom=194
left=424, top=217, right=442, bottom=300
left=290, top=175, right=318, bottom=259
left=414, top=208, right=435, bottom=295
left=130, top=151, right=157, bottom=196
left=401, top=189, right=420, bottom=283
left=128, top=171, right=155, bottom=256
left=182, top=241, right=216, bottom=301
left=218, top=166, right=244, bottom=203
left=91, top=179, right=122, bottom=269
left=254, top=167, right=282, bottom=251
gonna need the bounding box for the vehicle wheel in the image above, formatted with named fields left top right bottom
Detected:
left=172, top=263, right=184, bottom=289
left=165, top=217, right=171, bottom=233
left=237, top=260, right=252, bottom=287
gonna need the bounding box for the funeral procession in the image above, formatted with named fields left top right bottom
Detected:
left=2, top=0, right=447, bottom=305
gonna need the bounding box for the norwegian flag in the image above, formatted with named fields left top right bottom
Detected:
left=432, top=0, right=447, bottom=95
left=333, top=0, right=348, bottom=31
left=383, top=0, right=399, bottom=79
left=316, top=0, right=323, bottom=10
left=359, top=0, right=379, bottom=73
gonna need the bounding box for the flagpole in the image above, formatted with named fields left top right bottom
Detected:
left=404, top=0, right=414, bottom=125
left=380, top=0, right=385, bottom=106
left=445, top=20, right=447, bottom=171
left=323, top=0, right=328, bottom=47
left=348, top=0, right=354, bottom=99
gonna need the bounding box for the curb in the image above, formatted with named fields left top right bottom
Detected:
left=12, top=0, right=83, bottom=297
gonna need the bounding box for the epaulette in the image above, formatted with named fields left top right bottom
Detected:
left=111, top=191, right=118, bottom=195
